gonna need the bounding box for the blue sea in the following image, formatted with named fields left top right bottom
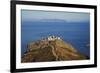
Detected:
left=21, top=21, right=90, bottom=58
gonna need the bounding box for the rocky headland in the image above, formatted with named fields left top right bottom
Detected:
left=21, top=36, right=88, bottom=63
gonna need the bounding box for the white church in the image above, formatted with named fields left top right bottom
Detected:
left=47, top=36, right=61, bottom=41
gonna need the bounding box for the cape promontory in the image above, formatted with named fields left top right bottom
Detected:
left=21, top=36, right=87, bottom=63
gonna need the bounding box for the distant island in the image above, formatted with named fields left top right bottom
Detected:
left=21, top=36, right=88, bottom=63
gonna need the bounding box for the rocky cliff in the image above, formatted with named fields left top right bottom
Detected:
left=21, top=36, right=87, bottom=63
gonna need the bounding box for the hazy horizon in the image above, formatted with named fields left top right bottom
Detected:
left=21, top=10, right=90, bottom=23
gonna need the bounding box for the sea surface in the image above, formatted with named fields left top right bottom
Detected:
left=21, top=21, right=90, bottom=58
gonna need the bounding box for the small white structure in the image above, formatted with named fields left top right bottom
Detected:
left=48, top=36, right=52, bottom=41
left=47, top=36, right=61, bottom=41
left=57, top=37, right=61, bottom=40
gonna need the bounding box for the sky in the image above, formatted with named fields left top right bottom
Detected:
left=21, top=10, right=90, bottom=22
